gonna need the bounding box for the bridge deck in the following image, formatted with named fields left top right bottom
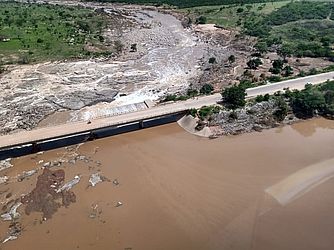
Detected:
left=1, top=71, right=333, bottom=150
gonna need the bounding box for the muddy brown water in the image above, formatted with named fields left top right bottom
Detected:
left=1, top=118, right=334, bottom=250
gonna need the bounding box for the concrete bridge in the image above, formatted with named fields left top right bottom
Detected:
left=0, top=71, right=333, bottom=158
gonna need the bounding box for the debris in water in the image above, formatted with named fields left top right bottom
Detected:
left=43, top=162, right=51, bottom=168
left=89, top=173, right=102, bottom=187
left=116, top=201, right=123, bottom=207
left=2, top=222, right=22, bottom=243
left=38, top=160, right=44, bottom=164
left=78, top=155, right=86, bottom=161
left=1, top=202, right=22, bottom=221
left=2, top=235, right=17, bottom=244
left=51, top=160, right=63, bottom=168
left=113, top=179, right=120, bottom=186
left=68, top=159, right=76, bottom=165
left=89, top=204, right=101, bottom=219
left=0, top=159, right=13, bottom=172
left=17, top=169, right=38, bottom=182
left=21, top=168, right=76, bottom=219
left=56, top=175, right=80, bottom=193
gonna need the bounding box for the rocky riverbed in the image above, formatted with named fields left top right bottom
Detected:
left=196, top=100, right=299, bottom=137
left=0, top=2, right=207, bottom=135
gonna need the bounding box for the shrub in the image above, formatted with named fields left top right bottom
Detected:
left=209, top=57, right=216, bottom=64
left=229, top=111, right=238, bottom=120
left=247, top=58, right=262, bottom=69
left=228, top=55, right=235, bottom=63
left=187, top=89, right=198, bottom=97
left=163, top=94, right=176, bottom=102
left=236, top=7, right=244, bottom=13
left=255, top=94, right=270, bottom=103
left=268, top=75, right=281, bottom=82
left=282, top=65, right=293, bottom=77
left=188, top=108, right=197, bottom=117
left=196, top=16, right=206, bottom=24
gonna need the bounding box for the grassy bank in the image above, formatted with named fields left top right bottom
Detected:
left=0, top=2, right=110, bottom=64
left=244, top=1, right=334, bottom=58
left=182, top=1, right=290, bottom=27
left=184, top=1, right=334, bottom=59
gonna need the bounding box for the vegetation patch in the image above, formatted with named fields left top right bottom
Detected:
left=244, top=2, right=334, bottom=58
left=161, top=84, right=214, bottom=102
left=0, top=2, right=111, bottom=64
left=285, top=81, right=334, bottom=119
left=182, top=1, right=289, bottom=27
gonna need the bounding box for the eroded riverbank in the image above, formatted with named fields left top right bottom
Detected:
left=0, top=118, right=334, bottom=249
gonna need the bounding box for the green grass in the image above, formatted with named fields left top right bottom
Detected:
left=182, top=1, right=289, bottom=27
left=0, top=2, right=110, bottom=64
left=242, top=1, right=334, bottom=58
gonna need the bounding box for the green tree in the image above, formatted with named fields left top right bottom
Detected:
left=270, top=59, right=284, bottom=74
left=291, top=88, right=326, bottom=118
left=200, top=84, right=214, bottom=94
left=273, top=96, right=288, bottom=121
left=221, top=85, right=246, bottom=109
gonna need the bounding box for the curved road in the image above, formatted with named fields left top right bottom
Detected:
left=0, top=71, right=333, bottom=149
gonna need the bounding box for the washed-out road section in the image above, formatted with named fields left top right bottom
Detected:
left=0, top=71, right=333, bottom=149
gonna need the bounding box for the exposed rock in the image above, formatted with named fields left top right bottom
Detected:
left=209, top=100, right=293, bottom=136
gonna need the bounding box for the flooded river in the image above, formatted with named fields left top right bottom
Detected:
left=1, top=118, right=334, bottom=250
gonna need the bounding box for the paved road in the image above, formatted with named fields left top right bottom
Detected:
left=1, top=71, right=333, bottom=149
left=246, top=71, right=334, bottom=97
